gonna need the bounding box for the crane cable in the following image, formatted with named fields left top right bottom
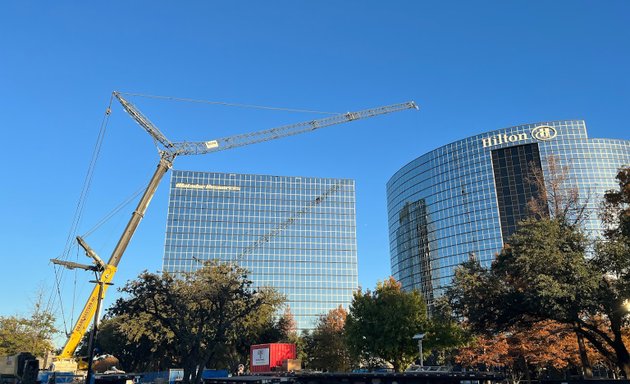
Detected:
left=49, top=95, right=114, bottom=335
left=116, top=92, right=340, bottom=115
left=51, top=250, right=72, bottom=337
left=82, top=181, right=151, bottom=238
left=60, top=95, right=114, bottom=260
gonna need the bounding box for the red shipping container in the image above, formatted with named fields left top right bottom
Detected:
left=250, top=343, right=296, bottom=373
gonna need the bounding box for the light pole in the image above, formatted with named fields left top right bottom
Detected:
left=413, top=333, right=426, bottom=367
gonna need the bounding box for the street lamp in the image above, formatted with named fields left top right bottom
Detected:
left=413, top=333, right=426, bottom=367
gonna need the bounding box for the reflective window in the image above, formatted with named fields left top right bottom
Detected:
left=387, top=120, right=630, bottom=307
left=164, top=171, right=358, bottom=332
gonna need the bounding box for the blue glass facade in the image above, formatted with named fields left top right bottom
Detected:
left=163, top=170, right=358, bottom=332
left=387, top=120, right=630, bottom=304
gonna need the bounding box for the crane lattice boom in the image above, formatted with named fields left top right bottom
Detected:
left=172, top=101, right=418, bottom=156
left=113, top=92, right=417, bottom=157
left=113, top=92, right=173, bottom=149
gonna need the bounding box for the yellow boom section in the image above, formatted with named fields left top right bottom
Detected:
left=57, top=264, right=117, bottom=359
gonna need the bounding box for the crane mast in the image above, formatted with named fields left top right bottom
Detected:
left=54, top=92, right=418, bottom=362
left=55, top=158, right=171, bottom=359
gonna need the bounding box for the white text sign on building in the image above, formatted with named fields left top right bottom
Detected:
left=481, top=125, right=558, bottom=148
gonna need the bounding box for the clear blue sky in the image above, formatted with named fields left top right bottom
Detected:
left=1, top=1, right=629, bottom=341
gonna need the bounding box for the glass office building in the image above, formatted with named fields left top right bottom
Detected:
left=386, top=120, right=630, bottom=304
left=163, top=170, right=358, bottom=331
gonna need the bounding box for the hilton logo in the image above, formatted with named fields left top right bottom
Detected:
left=481, top=125, right=558, bottom=148
left=531, top=125, right=557, bottom=141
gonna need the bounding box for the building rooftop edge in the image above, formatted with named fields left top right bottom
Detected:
left=170, top=169, right=356, bottom=183
left=386, top=119, right=630, bottom=187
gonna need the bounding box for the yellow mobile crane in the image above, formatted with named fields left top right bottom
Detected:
left=50, top=92, right=418, bottom=370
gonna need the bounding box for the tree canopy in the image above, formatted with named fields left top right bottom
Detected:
left=423, top=297, right=470, bottom=365
left=0, top=295, right=56, bottom=357
left=223, top=302, right=296, bottom=371
left=457, top=320, right=581, bottom=382
left=109, top=261, right=283, bottom=384
left=307, top=305, right=353, bottom=372
left=448, top=166, right=630, bottom=377
left=345, top=277, right=428, bottom=372
left=76, top=315, right=176, bottom=372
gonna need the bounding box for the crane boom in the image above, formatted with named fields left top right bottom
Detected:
left=171, top=101, right=418, bottom=156
left=55, top=92, right=418, bottom=361
left=57, top=265, right=116, bottom=359
left=113, top=92, right=173, bottom=149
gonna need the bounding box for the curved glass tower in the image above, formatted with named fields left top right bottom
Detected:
left=386, top=120, right=630, bottom=304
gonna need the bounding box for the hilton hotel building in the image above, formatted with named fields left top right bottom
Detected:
left=386, top=120, right=630, bottom=304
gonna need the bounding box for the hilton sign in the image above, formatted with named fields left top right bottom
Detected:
left=481, top=125, right=558, bottom=148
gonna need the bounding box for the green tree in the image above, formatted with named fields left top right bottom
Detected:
left=76, top=315, right=176, bottom=372
left=448, top=216, right=630, bottom=376
left=447, top=258, right=505, bottom=336
left=276, top=307, right=297, bottom=341
left=110, top=261, right=282, bottom=384
left=0, top=293, right=57, bottom=357
left=591, top=167, right=630, bottom=375
left=308, top=306, right=352, bottom=372
left=424, top=297, right=470, bottom=366
left=292, top=331, right=310, bottom=368
left=223, top=299, right=292, bottom=371
left=596, top=167, right=630, bottom=285
left=274, top=307, right=312, bottom=366
left=345, top=277, right=428, bottom=372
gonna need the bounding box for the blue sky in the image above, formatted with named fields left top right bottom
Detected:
left=1, top=1, right=629, bottom=341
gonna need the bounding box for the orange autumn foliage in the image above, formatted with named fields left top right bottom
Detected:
left=457, top=320, right=581, bottom=370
